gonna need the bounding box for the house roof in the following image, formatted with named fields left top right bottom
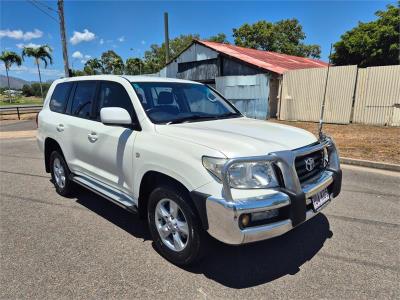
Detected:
left=195, top=40, right=328, bottom=74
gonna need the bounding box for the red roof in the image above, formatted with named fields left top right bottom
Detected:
left=197, top=40, right=328, bottom=74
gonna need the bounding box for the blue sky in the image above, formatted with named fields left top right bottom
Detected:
left=0, top=0, right=394, bottom=82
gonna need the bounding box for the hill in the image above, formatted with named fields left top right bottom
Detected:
left=0, top=75, right=30, bottom=89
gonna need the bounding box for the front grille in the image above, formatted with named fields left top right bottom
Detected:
left=295, top=150, right=325, bottom=183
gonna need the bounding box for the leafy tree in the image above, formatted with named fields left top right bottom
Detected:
left=207, top=33, right=230, bottom=44
left=125, top=58, right=144, bottom=75
left=0, top=51, right=22, bottom=102
left=233, top=19, right=321, bottom=58
left=22, top=45, right=53, bottom=98
left=143, top=34, right=200, bottom=73
left=22, top=84, right=33, bottom=96
left=331, top=4, right=399, bottom=67
left=84, top=58, right=103, bottom=75
left=101, top=50, right=124, bottom=74
left=70, top=69, right=85, bottom=77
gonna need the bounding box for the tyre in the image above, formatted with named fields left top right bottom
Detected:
left=147, top=183, right=206, bottom=265
left=50, top=151, right=73, bottom=197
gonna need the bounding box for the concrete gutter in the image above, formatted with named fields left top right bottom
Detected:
left=341, top=157, right=400, bottom=172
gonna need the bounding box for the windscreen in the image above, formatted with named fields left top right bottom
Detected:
left=131, top=82, right=241, bottom=124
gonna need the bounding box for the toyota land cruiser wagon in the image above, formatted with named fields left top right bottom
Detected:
left=37, top=75, right=342, bottom=265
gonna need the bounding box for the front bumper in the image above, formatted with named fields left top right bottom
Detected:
left=205, top=137, right=342, bottom=245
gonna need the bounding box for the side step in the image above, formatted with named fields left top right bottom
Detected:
left=72, top=175, right=138, bottom=213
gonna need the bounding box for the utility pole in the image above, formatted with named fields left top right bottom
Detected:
left=164, top=12, right=170, bottom=64
left=57, top=0, right=70, bottom=77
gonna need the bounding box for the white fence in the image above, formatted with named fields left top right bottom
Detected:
left=278, top=65, right=400, bottom=126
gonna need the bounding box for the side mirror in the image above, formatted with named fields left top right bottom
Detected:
left=100, top=107, right=132, bottom=126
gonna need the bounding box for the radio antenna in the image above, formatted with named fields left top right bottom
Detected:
left=318, top=43, right=333, bottom=140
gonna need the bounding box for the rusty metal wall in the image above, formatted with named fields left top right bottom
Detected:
left=353, top=65, right=400, bottom=126
left=216, top=74, right=270, bottom=120
left=279, top=65, right=358, bottom=124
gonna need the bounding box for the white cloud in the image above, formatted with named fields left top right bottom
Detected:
left=0, top=64, right=64, bottom=78
left=84, top=55, right=91, bottom=59
left=0, top=29, right=43, bottom=40
left=16, top=42, right=41, bottom=49
left=70, top=29, right=96, bottom=45
left=72, top=51, right=83, bottom=59
left=99, top=38, right=104, bottom=45
left=118, top=36, right=125, bottom=42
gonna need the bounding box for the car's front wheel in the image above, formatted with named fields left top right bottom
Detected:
left=147, top=184, right=206, bottom=265
left=50, top=151, right=73, bottom=197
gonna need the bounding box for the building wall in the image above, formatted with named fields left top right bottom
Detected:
left=216, top=74, right=270, bottom=119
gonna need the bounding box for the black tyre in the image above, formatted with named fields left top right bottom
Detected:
left=50, top=151, right=73, bottom=197
left=147, top=183, right=207, bottom=265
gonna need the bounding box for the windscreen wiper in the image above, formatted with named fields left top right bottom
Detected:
left=166, top=115, right=214, bottom=124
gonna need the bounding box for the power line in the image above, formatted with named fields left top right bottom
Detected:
left=27, top=0, right=58, bottom=23
left=32, top=0, right=58, bottom=13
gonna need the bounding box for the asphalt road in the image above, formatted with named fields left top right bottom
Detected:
left=0, top=137, right=399, bottom=299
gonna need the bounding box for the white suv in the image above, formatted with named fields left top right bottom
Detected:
left=37, top=75, right=342, bottom=265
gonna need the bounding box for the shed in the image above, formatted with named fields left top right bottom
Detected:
left=159, top=40, right=328, bottom=119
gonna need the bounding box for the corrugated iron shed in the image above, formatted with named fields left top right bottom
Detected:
left=196, top=40, right=328, bottom=75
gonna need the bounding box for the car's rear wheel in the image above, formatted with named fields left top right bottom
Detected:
left=50, top=151, right=73, bottom=197
left=147, top=184, right=206, bottom=265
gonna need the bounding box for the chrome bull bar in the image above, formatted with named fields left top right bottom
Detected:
left=220, top=136, right=341, bottom=202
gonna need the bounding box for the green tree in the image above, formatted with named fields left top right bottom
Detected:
left=207, top=33, right=230, bottom=44
left=0, top=51, right=22, bottom=102
left=101, top=50, right=124, bottom=74
left=143, top=34, right=200, bottom=73
left=22, top=84, right=33, bottom=97
left=233, top=19, right=321, bottom=58
left=331, top=4, right=399, bottom=67
left=22, top=45, right=53, bottom=98
left=125, top=58, right=144, bottom=75
left=83, top=58, right=103, bottom=75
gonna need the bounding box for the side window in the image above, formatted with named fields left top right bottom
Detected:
left=49, top=82, right=72, bottom=113
left=96, top=81, right=135, bottom=119
left=71, top=81, right=97, bottom=119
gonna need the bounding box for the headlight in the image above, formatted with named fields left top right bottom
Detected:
left=202, top=156, right=227, bottom=180
left=202, top=156, right=279, bottom=189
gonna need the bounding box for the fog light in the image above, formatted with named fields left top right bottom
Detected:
left=251, top=209, right=279, bottom=221
left=239, top=214, right=250, bottom=228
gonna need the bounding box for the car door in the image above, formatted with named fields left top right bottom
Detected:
left=64, top=80, right=99, bottom=177
left=83, top=80, right=139, bottom=195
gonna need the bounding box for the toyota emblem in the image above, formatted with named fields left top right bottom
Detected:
left=305, top=157, right=315, bottom=171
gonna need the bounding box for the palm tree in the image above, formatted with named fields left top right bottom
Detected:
left=22, top=45, right=53, bottom=98
left=83, top=58, right=103, bottom=75
left=0, top=51, right=22, bottom=102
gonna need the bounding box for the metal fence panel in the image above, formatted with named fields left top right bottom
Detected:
left=279, top=65, right=358, bottom=124
left=353, top=65, right=400, bottom=126
left=216, top=74, right=269, bottom=119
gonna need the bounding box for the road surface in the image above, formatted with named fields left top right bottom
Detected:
left=0, top=136, right=399, bottom=299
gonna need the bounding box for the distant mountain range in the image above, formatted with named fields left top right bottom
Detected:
left=0, top=75, right=30, bottom=89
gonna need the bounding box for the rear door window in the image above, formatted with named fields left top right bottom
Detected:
left=49, top=82, right=72, bottom=113
left=71, top=81, right=97, bottom=119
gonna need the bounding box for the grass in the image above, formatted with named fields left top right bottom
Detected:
left=272, top=120, right=400, bottom=165
left=0, top=95, right=44, bottom=106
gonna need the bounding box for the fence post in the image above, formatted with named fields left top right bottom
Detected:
left=17, top=107, right=20, bottom=120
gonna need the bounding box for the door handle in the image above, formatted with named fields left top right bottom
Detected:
left=56, top=124, right=64, bottom=132
left=87, top=132, right=98, bottom=143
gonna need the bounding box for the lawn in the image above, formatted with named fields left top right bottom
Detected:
left=272, top=120, right=400, bottom=165
left=0, top=95, right=43, bottom=106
